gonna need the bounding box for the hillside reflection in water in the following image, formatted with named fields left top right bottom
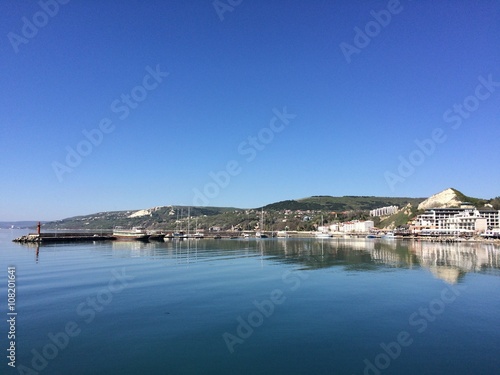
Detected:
left=101, top=238, right=500, bottom=284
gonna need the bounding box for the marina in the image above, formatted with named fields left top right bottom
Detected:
left=3, top=1, right=499, bottom=374
left=12, top=229, right=500, bottom=244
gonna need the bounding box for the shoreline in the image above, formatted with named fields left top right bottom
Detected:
left=11, top=230, right=500, bottom=245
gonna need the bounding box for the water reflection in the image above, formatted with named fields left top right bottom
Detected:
left=269, top=238, right=500, bottom=283
left=247, top=238, right=499, bottom=284
left=17, top=237, right=500, bottom=283
left=410, top=241, right=500, bottom=283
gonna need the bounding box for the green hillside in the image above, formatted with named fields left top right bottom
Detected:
left=42, top=195, right=426, bottom=232
left=451, top=188, right=489, bottom=208
left=377, top=204, right=420, bottom=229
left=44, top=206, right=242, bottom=231
left=265, top=196, right=425, bottom=212
left=41, top=191, right=497, bottom=232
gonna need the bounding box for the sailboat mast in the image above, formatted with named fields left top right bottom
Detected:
left=260, top=209, right=264, bottom=234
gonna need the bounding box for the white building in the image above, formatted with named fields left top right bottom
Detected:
left=331, top=220, right=374, bottom=233
left=355, top=220, right=374, bottom=233
left=444, top=211, right=487, bottom=233
left=329, top=223, right=340, bottom=232
left=480, top=210, right=500, bottom=229
left=411, top=207, right=499, bottom=235
left=370, top=205, right=398, bottom=217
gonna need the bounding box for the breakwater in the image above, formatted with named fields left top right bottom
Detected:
left=13, top=233, right=116, bottom=244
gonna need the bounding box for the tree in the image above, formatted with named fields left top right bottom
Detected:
left=491, top=197, right=500, bottom=210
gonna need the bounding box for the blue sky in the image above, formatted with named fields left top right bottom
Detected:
left=1, top=0, right=499, bottom=221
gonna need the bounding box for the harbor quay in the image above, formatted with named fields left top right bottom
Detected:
left=12, top=230, right=500, bottom=244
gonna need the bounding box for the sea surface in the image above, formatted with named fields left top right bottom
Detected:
left=1, top=229, right=499, bottom=375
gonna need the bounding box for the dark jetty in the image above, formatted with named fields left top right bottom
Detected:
left=13, top=233, right=116, bottom=243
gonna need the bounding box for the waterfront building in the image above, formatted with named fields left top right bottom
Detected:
left=329, top=223, right=340, bottom=232
left=411, top=207, right=500, bottom=235
left=354, top=220, right=374, bottom=233
left=342, top=222, right=356, bottom=233
left=330, top=220, right=374, bottom=233
left=480, top=209, right=500, bottom=229
left=444, top=211, right=487, bottom=233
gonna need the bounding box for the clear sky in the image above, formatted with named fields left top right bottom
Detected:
left=1, top=0, right=499, bottom=221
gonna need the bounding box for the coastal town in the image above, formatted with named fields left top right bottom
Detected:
left=12, top=189, right=500, bottom=243
left=295, top=189, right=500, bottom=239
left=316, top=204, right=500, bottom=239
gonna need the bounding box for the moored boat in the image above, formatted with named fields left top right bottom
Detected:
left=276, top=230, right=289, bottom=238
left=315, top=215, right=332, bottom=238
left=173, top=231, right=187, bottom=239
left=256, top=209, right=268, bottom=238
left=148, top=232, right=166, bottom=241
left=113, top=227, right=150, bottom=241
left=315, top=231, right=333, bottom=238
left=381, top=232, right=395, bottom=239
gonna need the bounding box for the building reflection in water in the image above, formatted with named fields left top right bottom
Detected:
left=271, top=238, right=499, bottom=284
left=408, top=241, right=500, bottom=283
left=70, top=238, right=500, bottom=284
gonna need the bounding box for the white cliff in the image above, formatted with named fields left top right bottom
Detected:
left=417, top=188, right=462, bottom=210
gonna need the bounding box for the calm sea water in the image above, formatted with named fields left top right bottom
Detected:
left=1, top=230, right=499, bottom=375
